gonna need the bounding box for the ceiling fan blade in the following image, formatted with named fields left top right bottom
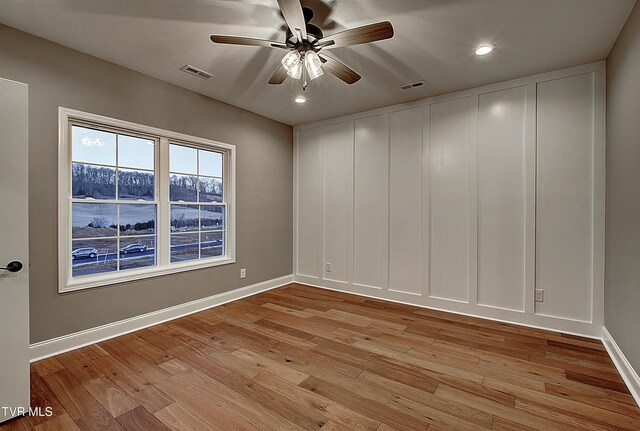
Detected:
left=319, top=54, right=361, bottom=84
left=277, top=0, right=307, bottom=42
left=318, top=21, right=394, bottom=49
left=268, top=64, right=288, bottom=85
left=210, top=35, right=287, bottom=49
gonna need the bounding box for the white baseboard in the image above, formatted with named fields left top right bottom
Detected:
left=602, top=327, right=640, bottom=407
left=30, top=274, right=293, bottom=362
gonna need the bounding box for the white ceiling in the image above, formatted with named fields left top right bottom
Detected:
left=0, top=0, right=635, bottom=125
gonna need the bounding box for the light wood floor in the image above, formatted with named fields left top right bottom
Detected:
left=3, top=283, right=639, bottom=431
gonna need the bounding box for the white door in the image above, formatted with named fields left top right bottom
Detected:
left=0, top=77, right=30, bottom=423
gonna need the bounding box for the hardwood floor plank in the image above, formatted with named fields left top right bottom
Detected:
left=221, top=372, right=328, bottom=430
left=91, top=355, right=149, bottom=393
left=358, top=372, right=493, bottom=427
left=82, top=376, right=139, bottom=417
left=230, top=348, right=309, bottom=384
left=33, top=414, right=79, bottom=431
left=76, top=345, right=110, bottom=362
left=127, top=384, right=174, bottom=414
left=299, top=376, right=430, bottom=431
left=155, top=376, right=263, bottom=431
left=31, top=358, right=65, bottom=378
left=484, top=377, right=640, bottom=430
left=434, top=384, right=585, bottom=431
left=27, top=370, right=66, bottom=428
left=116, top=406, right=171, bottom=431
left=164, top=369, right=309, bottom=431
left=154, top=403, right=220, bottom=431
left=56, top=350, right=104, bottom=384
left=253, top=372, right=380, bottom=431
left=565, top=369, right=629, bottom=393
left=544, top=382, right=640, bottom=418
left=166, top=345, right=233, bottom=381
left=41, top=369, right=104, bottom=421
left=2, top=417, right=32, bottom=431
left=69, top=407, right=127, bottom=431
left=99, top=338, right=172, bottom=385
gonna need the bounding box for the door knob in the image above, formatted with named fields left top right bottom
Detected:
left=1, top=261, right=23, bottom=273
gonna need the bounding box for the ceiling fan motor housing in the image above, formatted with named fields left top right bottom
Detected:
left=286, top=23, right=324, bottom=47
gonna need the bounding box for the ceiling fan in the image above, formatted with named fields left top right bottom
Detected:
left=210, top=0, right=394, bottom=89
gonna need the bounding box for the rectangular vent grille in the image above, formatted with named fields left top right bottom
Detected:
left=180, top=65, right=213, bottom=80
left=400, top=81, right=425, bottom=90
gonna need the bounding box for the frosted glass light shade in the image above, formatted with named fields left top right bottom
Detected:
left=304, top=51, right=324, bottom=80
left=282, top=51, right=302, bottom=79
left=287, top=61, right=303, bottom=79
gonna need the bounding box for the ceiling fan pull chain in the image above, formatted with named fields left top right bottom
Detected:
left=302, top=63, right=308, bottom=91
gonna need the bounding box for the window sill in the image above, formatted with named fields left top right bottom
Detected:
left=60, top=256, right=235, bottom=293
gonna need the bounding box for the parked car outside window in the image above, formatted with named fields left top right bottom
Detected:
left=120, top=243, right=147, bottom=254
left=72, top=247, right=98, bottom=259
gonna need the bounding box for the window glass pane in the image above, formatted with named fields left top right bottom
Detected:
left=72, top=203, right=118, bottom=238
left=72, top=125, right=116, bottom=166
left=171, top=204, right=200, bottom=232
left=199, top=150, right=223, bottom=177
left=199, top=177, right=223, bottom=203
left=170, top=144, right=197, bottom=174
left=120, top=204, right=156, bottom=236
left=72, top=239, right=118, bottom=277
left=119, top=236, right=156, bottom=270
left=72, top=163, right=116, bottom=199
left=201, top=205, right=225, bottom=231
left=201, top=231, right=224, bottom=258
left=170, top=174, right=197, bottom=202
left=118, top=135, right=155, bottom=170
left=171, top=233, right=199, bottom=262
left=118, top=168, right=155, bottom=200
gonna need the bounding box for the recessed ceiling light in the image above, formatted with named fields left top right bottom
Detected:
left=475, top=44, right=495, bottom=56
left=294, top=96, right=306, bottom=104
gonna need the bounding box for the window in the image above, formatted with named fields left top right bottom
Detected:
left=59, top=108, right=235, bottom=292
left=169, top=144, right=225, bottom=262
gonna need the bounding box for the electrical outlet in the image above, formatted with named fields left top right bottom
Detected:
left=240, top=268, right=246, bottom=279
left=326, top=263, right=331, bottom=273
left=535, top=289, right=544, bottom=302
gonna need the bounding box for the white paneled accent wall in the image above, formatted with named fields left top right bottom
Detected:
left=294, top=62, right=605, bottom=337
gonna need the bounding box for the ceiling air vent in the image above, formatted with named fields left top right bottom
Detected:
left=400, top=81, right=425, bottom=91
left=180, top=65, right=213, bottom=80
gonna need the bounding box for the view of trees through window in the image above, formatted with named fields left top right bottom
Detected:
left=69, top=125, right=227, bottom=278
left=169, top=143, right=225, bottom=262
left=70, top=125, right=157, bottom=277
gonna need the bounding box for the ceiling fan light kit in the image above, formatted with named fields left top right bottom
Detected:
left=210, top=0, right=395, bottom=92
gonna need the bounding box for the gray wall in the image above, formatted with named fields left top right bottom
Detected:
left=606, top=1, right=640, bottom=372
left=0, top=24, right=293, bottom=343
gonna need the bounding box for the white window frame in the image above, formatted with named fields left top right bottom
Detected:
left=58, top=108, right=236, bottom=293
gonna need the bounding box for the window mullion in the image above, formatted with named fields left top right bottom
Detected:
left=158, top=137, right=170, bottom=266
